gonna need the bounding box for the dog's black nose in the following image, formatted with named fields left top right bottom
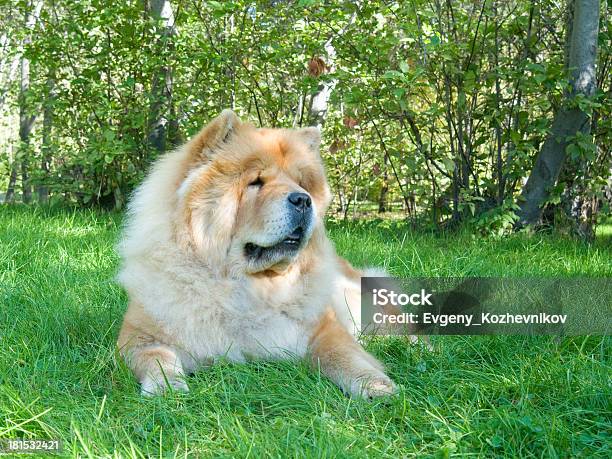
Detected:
left=287, top=192, right=312, bottom=212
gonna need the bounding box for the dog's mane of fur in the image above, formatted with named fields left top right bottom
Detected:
left=116, top=112, right=398, bottom=398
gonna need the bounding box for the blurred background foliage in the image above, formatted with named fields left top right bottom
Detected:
left=0, top=0, right=609, bottom=237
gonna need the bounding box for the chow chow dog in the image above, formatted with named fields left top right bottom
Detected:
left=117, top=110, right=397, bottom=398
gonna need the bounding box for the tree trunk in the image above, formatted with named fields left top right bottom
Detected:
left=146, top=0, right=176, bottom=155
left=306, top=12, right=357, bottom=129
left=19, top=53, right=31, bottom=203
left=561, top=107, right=607, bottom=239
left=307, top=38, right=337, bottom=129
left=517, top=0, right=599, bottom=226
left=38, top=73, right=55, bottom=203
left=18, top=53, right=37, bottom=204
left=6, top=0, right=42, bottom=203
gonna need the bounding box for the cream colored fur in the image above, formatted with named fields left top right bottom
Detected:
left=117, top=111, right=397, bottom=398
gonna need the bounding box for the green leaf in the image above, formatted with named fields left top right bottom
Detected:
left=383, top=70, right=404, bottom=80
left=565, top=143, right=580, bottom=160
left=442, top=158, right=455, bottom=172
left=533, top=73, right=546, bottom=84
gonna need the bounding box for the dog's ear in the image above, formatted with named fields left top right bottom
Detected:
left=296, top=127, right=321, bottom=154
left=191, top=109, right=241, bottom=160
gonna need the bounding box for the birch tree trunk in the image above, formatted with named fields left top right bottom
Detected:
left=146, top=0, right=176, bottom=155
left=307, top=37, right=337, bottom=129
left=306, top=11, right=357, bottom=129
left=516, top=0, right=600, bottom=226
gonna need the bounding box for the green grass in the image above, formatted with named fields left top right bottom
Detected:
left=0, top=206, right=610, bottom=458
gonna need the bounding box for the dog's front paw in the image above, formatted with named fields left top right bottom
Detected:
left=141, top=375, right=189, bottom=396
left=362, top=376, right=397, bottom=398
left=348, top=373, right=397, bottom=399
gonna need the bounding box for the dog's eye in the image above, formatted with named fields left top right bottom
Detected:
left=248, top=177, right=264, bottom=188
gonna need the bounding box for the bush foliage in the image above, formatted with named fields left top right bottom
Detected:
left=0, top=1, right=610, bottom=231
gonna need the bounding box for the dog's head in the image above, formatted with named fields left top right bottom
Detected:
left=176, top=110, right=331, bottom=275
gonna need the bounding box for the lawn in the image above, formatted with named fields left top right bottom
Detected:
left=0, top=206, right=610, bottom=457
